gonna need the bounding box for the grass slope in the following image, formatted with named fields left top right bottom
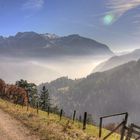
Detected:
left=0, top=99, right=121, bottom=140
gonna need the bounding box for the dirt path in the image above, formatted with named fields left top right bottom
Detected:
left=0, top=109, right=40, bottom=140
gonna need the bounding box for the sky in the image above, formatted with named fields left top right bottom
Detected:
left=0, top=0, right=140, bottom=52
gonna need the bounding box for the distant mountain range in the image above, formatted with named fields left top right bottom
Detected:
left=0, top=31, right=113, bottom=58
left=93, top=49, right=140, bottom=72
left=39, top=59, right=140, bottom=124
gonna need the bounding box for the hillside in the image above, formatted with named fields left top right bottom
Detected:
left=41, top=59, right=140, bottom=124
left=0, top=32, right=113, bottom=58
left=0, top=99, right=121, bottom=140
left=92, top=49, right=140, bottom=72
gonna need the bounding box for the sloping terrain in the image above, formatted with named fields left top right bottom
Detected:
left=0, top=99, right=120, bottom=140
left=41, top=59, right=140, bottom=124
left=93, top=49, right=140, bottom=72
left=0, top=109, right=39, bottom=140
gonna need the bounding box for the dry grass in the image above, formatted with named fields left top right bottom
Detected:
left=0, top=99, right=123, bottom=140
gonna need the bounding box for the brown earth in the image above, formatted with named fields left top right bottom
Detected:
left=0, top=109, right=40, bottom=140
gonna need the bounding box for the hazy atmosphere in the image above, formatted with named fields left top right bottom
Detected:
left=0, top=1, right=140, bottom=140
left=0, top=55, right=109, bottom=84
left=0, top=0, right=140, bottom=84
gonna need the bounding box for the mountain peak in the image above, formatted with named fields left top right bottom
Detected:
left=43, top=33, right=59, bottom=39
left=15, top=31, right=40, bottom=38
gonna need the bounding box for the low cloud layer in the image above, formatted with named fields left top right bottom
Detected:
left=0, top=55, right=109, bottom=85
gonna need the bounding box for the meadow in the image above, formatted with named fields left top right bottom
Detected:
left=0, top=98, right=122, bottom=140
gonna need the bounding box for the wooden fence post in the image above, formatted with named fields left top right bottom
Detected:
left=99, top=117, right=102, bottom=138
left=120, top=113, right=128, bottom=140
left=126, top=124, right=133, bottom=140
left=60, top=109, right=63, bottom=121
left=83, top=112, right=87, bottom=130
left=48, top=106, right=50, bottom=116
left=22, top=100, right=24, bottom=109
left=36, top=102, right=39, bottom=114
left=73, top=110, right=76, bottom=122
left=26, top=103, right=29, bottom=111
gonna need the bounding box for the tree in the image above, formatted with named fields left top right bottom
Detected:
left=40, top=86, right=51, bottom=111
left=16, top=79, right=38, bottom=107
left=0, top=79, right=6, bottom=97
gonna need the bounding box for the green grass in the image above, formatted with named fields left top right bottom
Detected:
left=0, top=98, right=124, bottom=140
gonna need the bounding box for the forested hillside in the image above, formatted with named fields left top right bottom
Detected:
left=40, top=59, right=140, bottom=124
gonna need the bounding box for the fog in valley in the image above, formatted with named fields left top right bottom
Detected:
left=0, top=55, right=110, bottom=84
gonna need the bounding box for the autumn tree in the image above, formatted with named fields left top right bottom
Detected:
left=16, top=79, right=38, bottom=107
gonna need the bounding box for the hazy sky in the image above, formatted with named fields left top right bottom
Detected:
left=0, top=0, right=140, bottom=51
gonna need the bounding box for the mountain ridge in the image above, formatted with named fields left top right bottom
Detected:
left=92, top=49, right=140, bottom=72
left=0, top=31, right=113, bottom=58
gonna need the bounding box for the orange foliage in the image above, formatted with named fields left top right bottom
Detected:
left=0, top=79, right=28, bottom=105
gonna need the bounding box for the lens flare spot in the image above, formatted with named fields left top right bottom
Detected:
left=103, top=14, right=114, bottom=25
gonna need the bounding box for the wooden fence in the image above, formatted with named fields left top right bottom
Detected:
left=3, top=98, right=140, bottom=139
left=99, top=112, right=140, bottom=140
left=125, top=123, right=140, bottom=140
left=99, top=112, right=128, bottom=140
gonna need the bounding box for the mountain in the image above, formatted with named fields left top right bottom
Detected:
left=42, top=33, right=59, bottom=40
left=40, top=59, right=140, bottom=124
left=0, top=32, right=113, bottom=58
left=92, top=49, right=140, bottom=72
